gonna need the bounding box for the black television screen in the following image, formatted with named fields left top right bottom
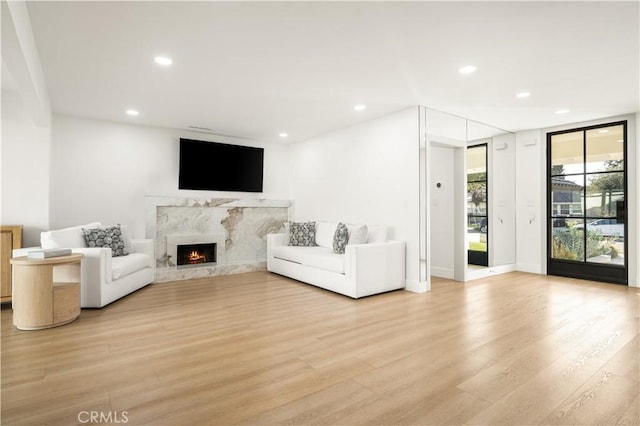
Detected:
left=179, top=138, right=264, bottom=192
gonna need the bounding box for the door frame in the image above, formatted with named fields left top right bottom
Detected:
left=467, top=143, right=489, bottom=267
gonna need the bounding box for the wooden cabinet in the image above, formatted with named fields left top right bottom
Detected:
left=1, top=225, right=23, bottom=303
left=10, top=254, right=82, bottom=330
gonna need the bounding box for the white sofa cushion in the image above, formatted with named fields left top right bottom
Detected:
left=272, top=245, right=345, bottom=274
left=303, top=250, right=345, bottom=274
left=272, top=245, right=328, bottom=264
left=111, top=253, right=151, bottom=280
left=41, top=222, right=102, bottom=249
left=315, top=221, right=338, bottom=249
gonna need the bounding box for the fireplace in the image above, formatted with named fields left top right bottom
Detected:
left=177, top=243, right=217, bottom=268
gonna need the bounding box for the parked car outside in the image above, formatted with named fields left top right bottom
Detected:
left=576, top=218, right=624, bottom=237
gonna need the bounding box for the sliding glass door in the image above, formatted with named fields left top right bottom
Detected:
left=547, top=121, right=627, bottom=284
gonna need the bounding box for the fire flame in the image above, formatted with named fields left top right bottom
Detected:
left=188, top=250, right=206, bottom=263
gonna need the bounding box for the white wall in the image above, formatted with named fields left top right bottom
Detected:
left=490, top=133, right=517, bottom=267
left=429, top=145, right=455, bottom=278
left=1, top=90, right=51, bottom=246
left=50, top=114, right=291, bottom=239
left=515, top=129, right=544, bottom=274
left=289, top=107, right=420, bottom=287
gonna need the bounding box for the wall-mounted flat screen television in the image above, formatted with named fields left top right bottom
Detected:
left=179, top=138, right=264, bottom=192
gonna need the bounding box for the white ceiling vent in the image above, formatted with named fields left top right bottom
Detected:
left=185, top=126, right=252, bottom=140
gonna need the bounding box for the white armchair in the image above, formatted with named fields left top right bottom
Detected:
left=13, top=223, right=154, bottom=308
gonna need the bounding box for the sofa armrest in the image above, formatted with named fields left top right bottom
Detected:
left=132, top=239, right=155, bottom=268
left=267, top=233, right=287, bottom=253
left=345, top=240, right=405, bottom=284
left=267, top=233, right=287, bottom=271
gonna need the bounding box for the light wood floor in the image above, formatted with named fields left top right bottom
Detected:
left=1, top=271, right=638, bottom=425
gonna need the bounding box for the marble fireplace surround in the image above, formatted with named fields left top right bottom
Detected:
left=146, top=197, right=292, bottom=282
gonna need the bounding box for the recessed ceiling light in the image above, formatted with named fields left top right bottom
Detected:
left=516, top=92, right=530, bottom=99
left=126, top=109, right=139, bottom=116
left=154, top=56, right=173, bottom=66
left=458, top=65, right=477, bottom=74
left=353, top=104, right=366, bottom=111
left=598, top=129, right=609, bottom=133
left=555, top=109, right=570, bottom=114
left=279, top=132, right=288, bottom=138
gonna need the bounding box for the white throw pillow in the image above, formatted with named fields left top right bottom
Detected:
left=41, top=222, right=102, bottom=249
left=366, top=226, right=388, bottom=243
left=315, top=221, right=338, bottom=249
left=120, top=224, right=135, bottom=253
left=346, top=224, right=368, bottom=245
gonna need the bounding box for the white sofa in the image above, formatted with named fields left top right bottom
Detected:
left=13, top=223, right=154, bottom=308
left=267, top=221, right=405, bottom=298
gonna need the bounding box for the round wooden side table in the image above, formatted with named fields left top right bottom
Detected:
left=10, top=254, right=83, bottom=330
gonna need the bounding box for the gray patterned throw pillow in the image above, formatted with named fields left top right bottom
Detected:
left=288, top=221, right=317, bottom=247
left=333, top=222, right=349, bottom=254
left=81, top=224, right=129, bottom=257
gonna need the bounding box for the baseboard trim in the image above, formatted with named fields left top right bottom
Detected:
left=405, top=280, right=430, bottom=293
left=515, top=263, right=543, bottom=274
left=467, top=263, right=517, bottom=281
left=430, top=266, right=454, bottom=279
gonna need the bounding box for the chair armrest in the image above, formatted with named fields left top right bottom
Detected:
left=67, top=247, right=110, bottom=307
left=132, top=239, right=155, bottom=268
left=12, top=246, right=111, bottom=284
left=71, top=247, right=112, bottom=284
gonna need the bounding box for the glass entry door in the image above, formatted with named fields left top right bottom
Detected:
left=467, top=144, right=488, bottom=267
left=547, top=121, right=627, bottom=284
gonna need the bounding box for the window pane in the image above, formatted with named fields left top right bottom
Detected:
left=586, top=125, right=624, bottom=173
left=550, top=175, right=584, bottom=217
left=468, top=216, right=487, bottom=252
left=467, top=145, right=486, bottom=176
left=584, top=218, right=625, bottom=266
left=467, top=182, right=486, bottom=214
left=551, top=219, right=585, bottom=261
left=551, top=131, right=583, bottom=175
left=585, top=172, right=624, bottom=217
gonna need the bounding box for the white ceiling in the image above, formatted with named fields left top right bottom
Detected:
left=20, top=1, right=640, bottom=143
